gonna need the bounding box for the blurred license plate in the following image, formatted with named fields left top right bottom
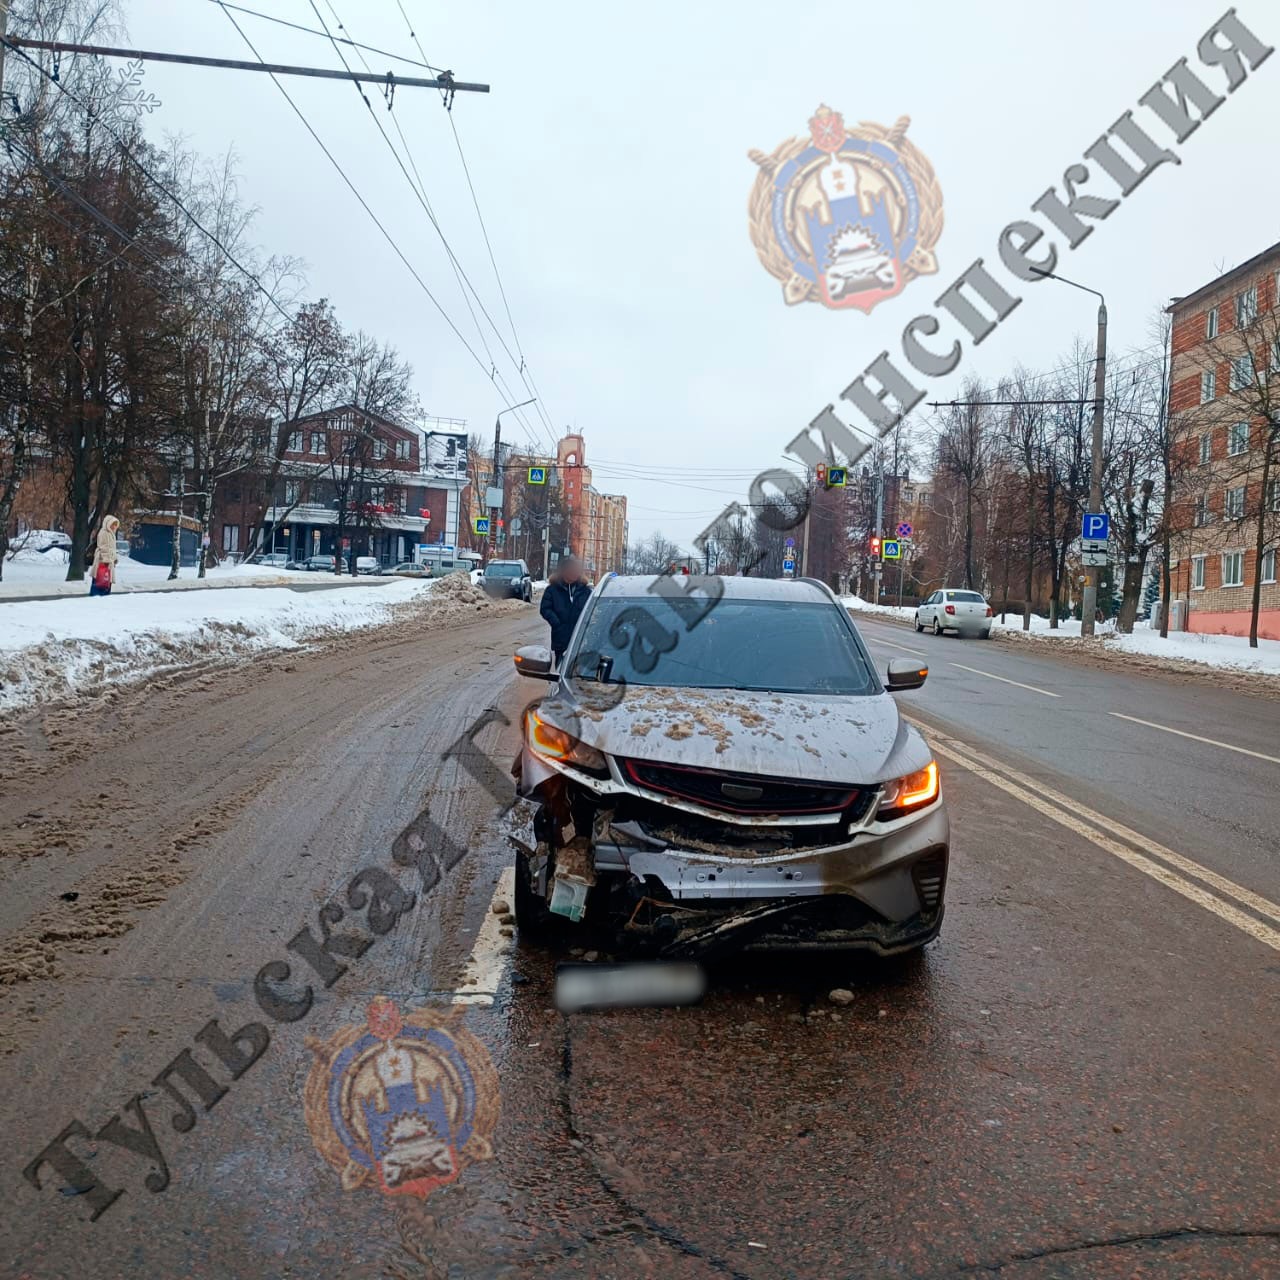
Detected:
left=554, top=962, right=707, bottom=1013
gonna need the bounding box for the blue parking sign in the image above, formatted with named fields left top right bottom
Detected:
left=1081, top=512, right=1109, bottom=541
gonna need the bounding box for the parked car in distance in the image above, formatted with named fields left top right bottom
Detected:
left=355, top=556, right=382, bottom=575
left=389, top=561, right=429, bottom=577
left=303, top=554, right=348, bottom=573
left=481, top=558, right=533, bottom=602
left=915, top=589, right=993, bottom=638
left=253, top=552, right=290, bottom=568
left=284, top=558, right=308, bottom=571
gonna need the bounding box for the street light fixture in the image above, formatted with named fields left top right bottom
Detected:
left=1031, top=266, right=1108, bottom=637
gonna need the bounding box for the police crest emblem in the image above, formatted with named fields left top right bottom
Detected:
left=748, top=107, right=943, bottom=312
left=304, top=997, right=499, bottom=1200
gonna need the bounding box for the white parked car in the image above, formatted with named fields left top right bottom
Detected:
left=355, top=556, right=382, bottom=576
left=915, top=589, right=993, bottom=638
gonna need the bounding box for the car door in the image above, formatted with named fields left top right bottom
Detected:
left=919, top=591, right=937, bottom=625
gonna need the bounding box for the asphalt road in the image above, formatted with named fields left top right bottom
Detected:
left=1, top=603, right=1275, bottom=1279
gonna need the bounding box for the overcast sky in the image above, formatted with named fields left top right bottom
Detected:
left=121, top=0, right=1280, bottom=546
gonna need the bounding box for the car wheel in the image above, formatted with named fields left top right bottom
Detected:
left=981, top=628, right=992, bottom=639
left=932, top=617, right=943, bottom=636
left=513, top=847, right=563, bottom=942
left=914, top=614, right=924, bottom=633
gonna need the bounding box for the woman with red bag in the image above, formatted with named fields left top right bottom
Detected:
left=90, top=515, right=121, bottom=597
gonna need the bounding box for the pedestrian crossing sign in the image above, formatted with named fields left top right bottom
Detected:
left=826, top=466, right=847, bottom=488
left=882, top=540, right=902, bottom=560
left=474, top=517, right=490, bottom=534
left=528, top=467, right=547, bottom=485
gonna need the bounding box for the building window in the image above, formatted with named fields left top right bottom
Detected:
left=288, top=431, right=302, bottom=453
left=1230, top=353, right=1254, bottom=391
left=1199, top=433, right=1212, bottom=465
left=395, top=439, right=410, bottom=462
left=285, top=480, right=301, bottom=505
left=1228, top=422, right=1250, bottom=455
left=309, top=432, right=325, bottom=455
left=1194, top=495, right=1210, bottom=527
left=1225, top=486, right=1245, bottom=519
left=1201, top=370, right=1216, bottom=403
left=1262, top=548, right=1277, bottom=585
left=1205, top=307, right=1218, bottom=338
left=1222, top=550, right=1244, bottom=587
left=1236, top=285, right=1258, bottom=328
left=222, top=524, right=240, bottom=552
left=373, top=440, right=386, bottom=460
left=1272, top=338, right=1280, bottom=375
left=1191, top=555, right=1206, bottom=589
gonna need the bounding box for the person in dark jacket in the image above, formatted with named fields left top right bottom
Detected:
left=540, top=555, right=590, bottom=665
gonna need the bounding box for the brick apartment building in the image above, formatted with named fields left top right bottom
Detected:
left=1167, top=241, right=1280, bottom=640
left=212, top=406, right=470, bottom=567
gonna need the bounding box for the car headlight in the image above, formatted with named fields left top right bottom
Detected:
left=877, top=760, right=939, bottom=820
left=525, top=709, right=607, bottom=771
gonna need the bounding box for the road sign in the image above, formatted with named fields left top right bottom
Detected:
left=527, top=466, right=547, bottom=485
left=782, top=558, right=796, bottom=573
left=784, top=537, right=795, bottom=548
left=882, top=540, right=902, bottom=560
left=1081, top=550, right=1109, bottom=566
left=1081, top=538, right=1107, bottom=554
left=897, top=522, right=913, bottom=538
left=474, top=517, right=490, bottom=535
left=484, top=486, right=504, bottom=509
left=827, top=466, right=847, bottom=488
left=1081, top=512, right=1110, bottom=541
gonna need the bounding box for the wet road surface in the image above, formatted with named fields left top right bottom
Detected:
left=0, top=605, right=1276, bottom=1278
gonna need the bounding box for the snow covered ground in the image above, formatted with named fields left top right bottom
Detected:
left=0, top=575, right=437, bottom=712
left=841, top=593, right=1280, bottom=676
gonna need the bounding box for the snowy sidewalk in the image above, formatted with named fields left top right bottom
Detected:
left=841, top=593, right=1280, bottom=678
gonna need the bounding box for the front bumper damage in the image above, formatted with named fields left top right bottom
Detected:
left=515, top=746, right=949, bottom=959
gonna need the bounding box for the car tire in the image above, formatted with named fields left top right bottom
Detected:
left=932, top=617, right=943, bottom=636
left=914, top=615, right=924, bottom=632
left=513, top=847, right=563, bottom=942
left=981, top=628, right=992, bottom=639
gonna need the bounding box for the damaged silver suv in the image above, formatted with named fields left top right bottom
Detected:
left=510, top=575, right=948, bottom=960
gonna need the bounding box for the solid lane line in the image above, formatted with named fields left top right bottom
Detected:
left=928, top=736, right=1280, bottom=952
left=1109, top=712, right=1280, bottom=766
left=863, top=635, right=929, bottom=657
left=948, top=663, right=1061, bottom=698
left=907, top=717, right=1280, bottom=927
left=453, top=867, right=515, bottom=1006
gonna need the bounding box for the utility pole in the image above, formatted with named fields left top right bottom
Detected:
left=0, top=1, right=10, bottom=94
left=800, top=473, right=812, bottom=578
left=488, top=399, right=535, bottom=563
left=872, top=454, right=885, bottom=605
left=1032, top=267, right=1107, bottom=636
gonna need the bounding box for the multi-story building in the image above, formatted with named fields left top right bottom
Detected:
left=555, top=434, right=627, bottom=579
left=1167, top=241, right=1280, bottom=640
left=214, top=406, right=470, bottom=567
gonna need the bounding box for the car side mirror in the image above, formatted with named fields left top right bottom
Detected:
left=514, top=645, right=557, bottom=680
left=885, top=658, right=928, bottom=692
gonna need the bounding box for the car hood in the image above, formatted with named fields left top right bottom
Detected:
left=544, top=683, right=928, bottom=786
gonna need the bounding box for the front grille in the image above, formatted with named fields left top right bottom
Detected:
left=911, top=851, right=947, bottom=911
left=621, top=758, right=863, bottom=816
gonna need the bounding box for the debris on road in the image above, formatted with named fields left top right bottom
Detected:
left=828, top=988, right=855, bottom=1005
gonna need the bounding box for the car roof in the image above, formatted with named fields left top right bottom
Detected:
left=597, top=574, right=835, bottom=604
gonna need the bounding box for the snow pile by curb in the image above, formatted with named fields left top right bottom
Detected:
left=0, top=579, right=440, bottom=713
left=840, top=596, right=917, bottom=624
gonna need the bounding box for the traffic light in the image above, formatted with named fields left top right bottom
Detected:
left=870, top=536, right=881, bottom=556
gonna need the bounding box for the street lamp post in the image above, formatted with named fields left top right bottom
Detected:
left=1031, top=267, right=1107, bottom=637
left=488, top=399, right=535, bottom=562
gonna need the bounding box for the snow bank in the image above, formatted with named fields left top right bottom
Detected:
left=1, top=547, right=291, bottom=598
left=840, top=595, right=917, bottom=624
left=0, top=578, right=435, bottom=712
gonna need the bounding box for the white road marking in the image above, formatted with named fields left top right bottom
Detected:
left=864, top=635, right=929, bottom=657
left=1109, top=712, right=1280, bottom=766
left=453, top=867, right=516, bottom=1006
left=907, top=720, right=1280, bottom=947
left=948, top=663, right=1061, bottom=698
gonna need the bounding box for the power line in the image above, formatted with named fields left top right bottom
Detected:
left=300, top=0, right=552, bottom=454
left=1, top=37, right=294, bottom=323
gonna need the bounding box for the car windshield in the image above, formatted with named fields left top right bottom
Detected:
left=947, top=591, right=986, bottom=602
left=486, top=563, right=521, bottom=577
left=570, top=596, right=879, bottom=695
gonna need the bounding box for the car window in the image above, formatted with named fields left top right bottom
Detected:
left=570, top=597, right=879, bottom=696
left=947, top=591, right=986, bottom=603
left=486, top=563, right=522, bottom=578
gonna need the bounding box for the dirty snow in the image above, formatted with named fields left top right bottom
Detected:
left=0, top=571, right=520, bottom=712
